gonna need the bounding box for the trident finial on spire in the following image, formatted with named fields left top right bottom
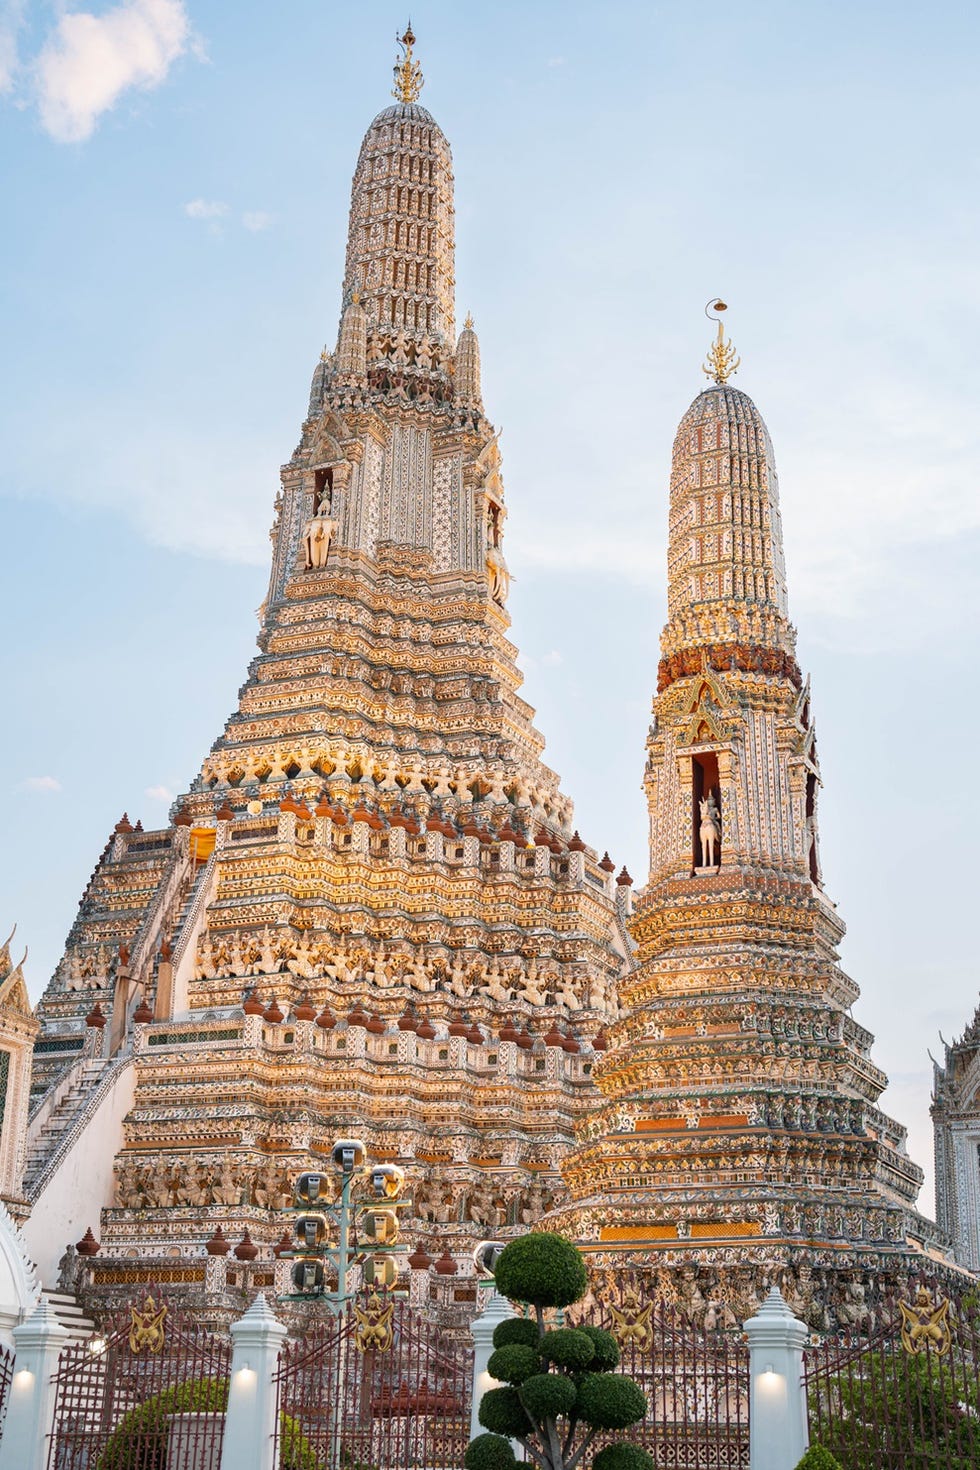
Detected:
left=392, top=21, right=424, bottom=104
left=702, top=298, right=740, bottom=384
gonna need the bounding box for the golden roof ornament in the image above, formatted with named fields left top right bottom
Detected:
left=702, top=298, right=740, bottom=384
left=392, top=22, right=424, bottom=104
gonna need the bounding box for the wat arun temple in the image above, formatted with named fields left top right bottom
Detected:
left=0, top=31, right=957, bottom=1334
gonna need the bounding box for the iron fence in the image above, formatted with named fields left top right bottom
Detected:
left=45, top=1291, right=231, bottom=1470
left=273, top=1290, right=472, bottom=1470
left=804, top=1277, right=980, bottom=1469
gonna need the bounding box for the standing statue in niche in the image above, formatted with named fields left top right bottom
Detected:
left=699, top=792, right=721, bottom=868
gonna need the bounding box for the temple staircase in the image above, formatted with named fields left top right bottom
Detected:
left=22, top=1060, right=108, bottom=1193
left=42, top=1288, right=96, bottom=1344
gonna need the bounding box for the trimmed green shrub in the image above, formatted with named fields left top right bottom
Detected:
left=492, top=1317, right=541, bottom=1350
left=538, top=1327, right=595, bottom=1371
left=793, top=1449, right=844, bottom=1470
left=577, top=1325, right=620, bottom=1371
left=478, top=1386, right=531, bottom=1439
left=519, top=1372, right=578, bottom=1420
left=471, top=1234, right=648, bottom=1470
left=576, top=1372, right=648, bottom=1430
left=96, top=1376, right=320, bottom=1470
left=494, top=1233, right=588, bottom=1310
left=488, top=1344, right=541, bottom=1385
left=465, top=1432, right=519, bottom=1470
left=593, top=1445, right=655, bottom=1470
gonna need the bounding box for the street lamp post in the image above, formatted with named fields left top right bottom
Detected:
left=286, top=1138, right=407, bottom=1313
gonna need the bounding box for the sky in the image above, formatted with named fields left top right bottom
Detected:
left=2, top=0, right=980, bottom=1222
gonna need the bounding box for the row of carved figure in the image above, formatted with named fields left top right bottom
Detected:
left=113, top=1158, right=558, bottom=1225
left=572, top=1264, right=950, bottom=1336
left=198, top=756, right=570, bottom=826
left=193, top=929, right=615, bottom=1012
left=62, top=947, right=114, bottom=990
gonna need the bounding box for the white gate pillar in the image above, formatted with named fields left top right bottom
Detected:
left=743, top=1287, right=809, bottom=1470
left=219, top=1293, right=287, bottom=1470
left=0, top=1297, right=69, bottom=1470
left=470, top=1286, right=517, bottom=1441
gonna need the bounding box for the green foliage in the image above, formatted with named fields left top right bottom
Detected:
left=539, top=1327, right=595, bottom=1371
left=519, top=1372, right=578, bottom=1420
left=97, top=1377, right=226, bottom=1470
left=492, top=1317, right=541, bottom=1350
left=95, top=1376, right=320, bottom=1470
left=494, top=1232, right=589, bottom=1310
left=793, top=1448, right=845, bottom=1470
left=576, top=1372, right=648, bottom=1430
left=479, top=1386, right=531, bottom=1439
left=577, top=1325, right=620, bottom=1371
left=470, top=1235, right=648, bottom=1470
left=812, top=1348, right=980, bottom=1470
left=465, top=1433, right=519, bottom=1470
left=593, top=1445, right=655, bottom=1470
left=488, top=1343, right=541, bottom=1385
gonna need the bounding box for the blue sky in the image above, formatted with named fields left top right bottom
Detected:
left=2, top=0, right=979, bottom=1217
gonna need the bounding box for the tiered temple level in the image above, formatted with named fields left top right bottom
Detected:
left=26, top=55, right=629, bottom=1315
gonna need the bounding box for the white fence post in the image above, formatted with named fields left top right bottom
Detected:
left=0, top=1297, right=68, bottom=1470
left=219, top=1292, right=287, bottom=1470
left=743, top=1286, right=809, bottom=1470
left=470, top=1286, right=517, bottom=1441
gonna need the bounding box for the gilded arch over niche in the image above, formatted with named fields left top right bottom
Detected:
left=677, top=667, right=736, bottom=748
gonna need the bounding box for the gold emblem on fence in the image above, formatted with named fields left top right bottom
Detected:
left=129, top=1294, right=168, bottom=1353
left=354, top=1289, right=395, bottom=1352
left=609, top=1289, right=654, bottom=1353
left=899, top=1286, right=950, bottom=1356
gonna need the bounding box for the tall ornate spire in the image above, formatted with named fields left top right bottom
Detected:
left=550, top=333, right=933, bottom=1323
left=392, top=22, right=424, bottom=104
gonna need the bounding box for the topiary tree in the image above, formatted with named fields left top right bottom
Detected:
left=793, top=1447, right=845, bottom=1470
left=466, top=1232, right=651, bottom=1470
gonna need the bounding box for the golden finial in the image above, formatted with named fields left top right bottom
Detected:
left=702, top=298, right=740, bottom=384
left=464, top=312, right=474, bottom=330
left=392, top=21, right=424, bottom=104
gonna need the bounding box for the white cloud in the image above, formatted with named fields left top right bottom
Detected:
left=0, top=1, right=26, bottom=94
left=19, top=775, right=62, bottom=794
left=144, top=784, right=175, bottom=802
left=35, top=0, right=190, bottom=143
left=184, top=198, right=228, bottom=221
left=541, top=649, right=563, bottom=667
left=242, top=210, right=273, bottom=233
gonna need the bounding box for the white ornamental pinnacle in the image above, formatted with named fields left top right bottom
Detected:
left=455, top=313, right=483, bottom=411
left=336, top=292, right=367, bottom=382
